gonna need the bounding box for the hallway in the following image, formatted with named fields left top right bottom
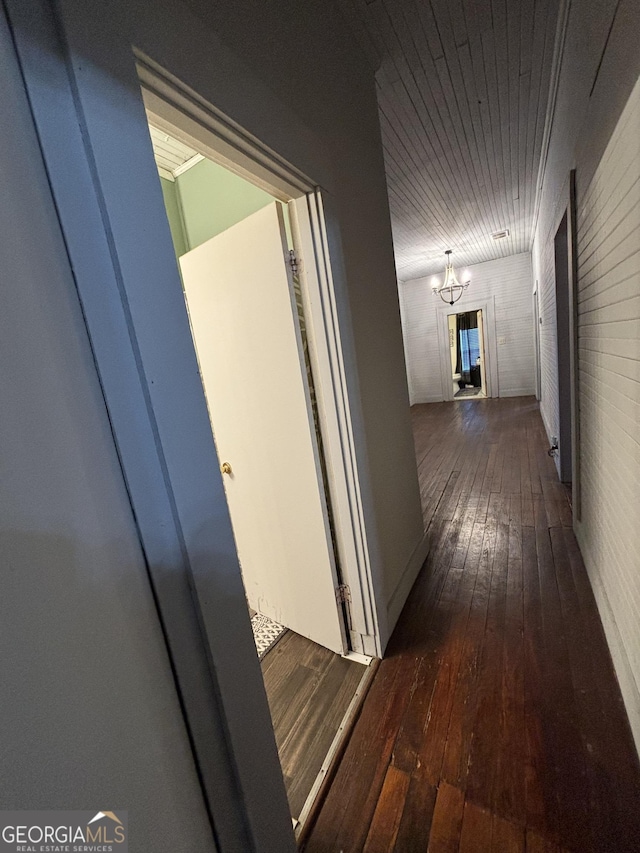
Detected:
left=304, top=397, right=640, bottom=852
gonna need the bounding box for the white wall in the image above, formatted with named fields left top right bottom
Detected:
left=574, top=74, right=640, bottom=751
left=399, top=252, right=535, bottom=404
left=531, top=0, right=640, bottom=751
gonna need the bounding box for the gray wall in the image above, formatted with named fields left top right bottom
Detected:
left=532, top=0, right=640, bottom=751
left=400, top=253, right=535, bottom=403
left=0, top=8, right=216, bottom=849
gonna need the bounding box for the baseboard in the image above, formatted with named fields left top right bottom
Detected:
left=385, top=532, right=430, bottom=641
left=577, top=528, right=640, bottom=757
left=499, top=387, right=537, bottom=398
left=410, top=393, right=444, bottom=405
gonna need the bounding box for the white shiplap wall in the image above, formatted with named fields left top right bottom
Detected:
left=399, top=252, right=535, bottom=404
left=574, top=76, right=640, bottom=742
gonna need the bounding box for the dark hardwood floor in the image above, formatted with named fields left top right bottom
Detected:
left=261, top=630, right=366, bottom=820
left=304, top=397, right=640, bottom=852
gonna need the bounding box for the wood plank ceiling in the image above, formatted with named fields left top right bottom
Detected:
left=338, top=0, right=561, bottom=281
left=148, top=122, right=203, bottom=180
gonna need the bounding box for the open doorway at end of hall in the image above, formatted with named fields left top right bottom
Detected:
left=148, top=121, right=373, bottom=835
left=448, top=309, right=487, bottom=399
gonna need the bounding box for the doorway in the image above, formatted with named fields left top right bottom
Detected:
left=449, top=309, right=487, bottom=399
left=533, top=285, right=542, bottom=401
left=149, top=122, right=374, bottom=833
left=151, top=125, right=345, bottom=650
left=554, top=211, right=572, bottom=484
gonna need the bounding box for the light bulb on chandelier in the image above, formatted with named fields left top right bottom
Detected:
left=431, top=250, right=471, bottom=305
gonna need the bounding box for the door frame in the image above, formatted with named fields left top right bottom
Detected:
left=553, top=171, right=581, bottom=514
left=533, top=282, right=542, bottom=401
left=139, top=58, right=382, bottom=658
left=435, top=296, right=499, bottom=401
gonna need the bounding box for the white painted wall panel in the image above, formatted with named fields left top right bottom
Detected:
left=399, top=252, right=535, bottom=404
left=574, top=75, right=640, bottom=745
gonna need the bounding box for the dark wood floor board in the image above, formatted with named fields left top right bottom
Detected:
left=450, top=502, right=480, bottom=569
left=557, top=494, right=572, bottom=528
left=561, top=527, right=623, bottom=701
left=304, top=398, right=640, bottom=853
left=488, top=425, right=507, bottom=495
left=525, top=426, right=543, bottom=495
left=509, top=492, right=523, bottom=528
left=266, top=662, right=321, bottom=736
left=552, top=529, right=640, bottom=849
left=453, top=438, right=489, bottom=498
left=416, top=557, right=479, bottom=785
left=479, top=441, right=500, bottom=502
left=548, top=527, right=595, bottom=693
left=427, top=781, right=465, bottom=853
left=522, top=523, right=552, bottom=836
left=521, top=494, right=535, bottom=526
left=541, top=479, right=561, bottom=528
left=390, top=656, right=438, bottom=775
left=281, top=657, right=365, bottom=817
left=464, top=516, right=509, bottom=809
left=458, top=800, right=493, bottom=851
left=467, top=443, right=492, bottom=499
left=393, top=774, right=438, bottom=852
left=260, top=631, right=365, bottom=821
left=525, top=828, right=562, bottom=852
left=440, top=523, right=494, bottom=788
left=492, top=813, right=526, bottom=852
left=362, top=765, right=411, bottom=853
left=508, top=515, right=523, bottom=563
left=390, top=565, right=468, bottom=775
left=261, top=629, right=328, bottom=680
left=535, top=524, right=594, bottom=851
left=304, top=654, right=420, bottom=853
left=492, top=553, right=526, bottom=824
left=520, top=432, right=533, bottom=498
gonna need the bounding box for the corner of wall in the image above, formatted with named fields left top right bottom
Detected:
left=385, top=530, right=429, bottom=645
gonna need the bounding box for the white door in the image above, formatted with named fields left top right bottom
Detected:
left=180, top=202, right=345, bottom=654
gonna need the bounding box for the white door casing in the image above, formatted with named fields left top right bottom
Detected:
left=436, top=297, right=499, bottom=401
left=180, top=202, right=345, bottom=654
left=140, top=82, right=385, bottom=656
left=477, top=309, right=487, bottom=394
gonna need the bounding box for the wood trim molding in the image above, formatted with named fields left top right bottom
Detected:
left=136, top=52, right=315, bottom=201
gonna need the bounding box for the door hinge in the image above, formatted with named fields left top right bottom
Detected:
left=288, top=249, right=299, bottom=276
left=336, top=583, right=351, bottom=605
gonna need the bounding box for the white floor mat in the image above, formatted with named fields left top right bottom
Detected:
left=251, top=612, right=287, bottom=659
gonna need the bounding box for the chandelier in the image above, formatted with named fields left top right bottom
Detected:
left=431, top=250, right=471, bottom=305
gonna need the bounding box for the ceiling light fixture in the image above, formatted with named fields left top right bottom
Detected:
left=431, top=250, right=471, bottom=305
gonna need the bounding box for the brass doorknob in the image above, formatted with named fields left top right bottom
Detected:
left=221, top=462, right=232, bottom=475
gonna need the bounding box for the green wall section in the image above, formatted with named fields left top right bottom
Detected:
left=160, top=158, right=293, bottom=258
left=160, top=177, right=188, bottom=259
left=177, top=159, right=274, bottom=251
